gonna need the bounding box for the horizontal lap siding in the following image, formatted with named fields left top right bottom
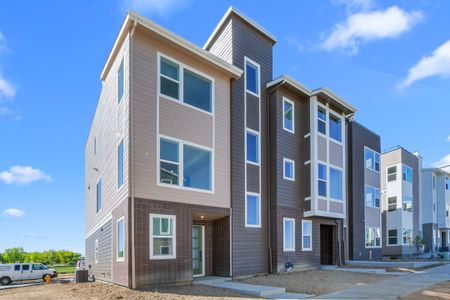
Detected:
left=85, top=220, right=112, bottom=282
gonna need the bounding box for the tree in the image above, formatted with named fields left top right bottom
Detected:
left=2, top=247, right=25, bottom=263
left=414, top=235, right=424, bottom=257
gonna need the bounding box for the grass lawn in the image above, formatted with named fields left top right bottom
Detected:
left=52, top=265, right=75, bottom=274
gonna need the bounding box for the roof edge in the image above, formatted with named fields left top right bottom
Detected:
left=266, top=75, right=311, bottom=96
left=311, top=87, right=356, bottom=114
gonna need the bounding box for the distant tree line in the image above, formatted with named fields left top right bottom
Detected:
left=0, top=247, right=82, bottom=266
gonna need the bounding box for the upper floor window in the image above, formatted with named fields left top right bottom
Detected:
left=365, top=186, right=380, bottom=208
left=246, top=130, right=259, bottom=165
left=402, top=195, right=413, bottom=212
left=283, top=158, right=295, bottom=181
left=329, top=114, right=342, bottom=142
left=117, top=217, right=125, bottom=261
left=283, top=98, right=294, bottom=133
left=318, top=163, right=327, bottom=197
left=283, top=218, right=295, bottom=252
left=402, top=165, right=413, bottom=183
left=245, top=60, right=259, bottom=96
left=387, top=166, right=397, bottom=182
left=118, top=60, right=124, bottom=103
left=365, top=148, right=380, bottom=172
left=118, top=141, right=124, bottom=188
left=160, top=57, right=180, bottom=100
left=388, top=196, right=397, bottom=211
left=150, top=214, right=176, bottom=259
left=317, top=107, right=326, bottom=135
left=96, top=179, right=102, bottom=213
left=302, top=220, right=312, bottom=251
left=159, top=139, right=179, bottom=186
left=246, top=193, right=261, bottom=227
left=330, top=167, right=343, bottom=200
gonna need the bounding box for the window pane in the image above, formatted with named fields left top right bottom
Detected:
left=388, top=166, right=397, bottom=182
left=246, top=62, right=258, bottom=94
left=118, top=61, right=124, bottom=103
left=329, top=114, right=342, bottom=142
left=160, top=77, right=179, bottom=99
left=183, top=145, right=212, bottom=190
left=247, top=132, right=259, bottom=163
left=374, top=153, right=380, bottom=171
left=160, top=162, right=179, bottom=185
left=365, top=186, right=373, bottom=206
left=365, top=149, right=374, bottom=169
left=161, top=57, right=179, bottom=80
left=22, top=265, right=29, bottom=271
left=183, top=69, right=212, bottom=112
left=160, top=139, right=179, bottom=162
left=284, top=160, right=294, bottom=179
left=284, top=220, right=294, bottom=250
left=303, top=221, right=312, bottom=235
left=318, top=164, right=327, bottom=180
left=246, top=194, right=260, bottom=226
left=97, top=179, right=102, bottom=213
left=318, top=107, right=326, bottom=121
left=330, top=168, right=343, bottom=200
left=118, top=142, right=124, bottom=188
left=402, top=195, right=413, bottom=212
left=118, top=219, right=124, bottom=258
left=303, top=236, right=311, bottom=249
left=153, top=218, right=161, bottom=236
left=153, top=237, right=173, bottom=256
left=284, top=101, right=293, bottom=131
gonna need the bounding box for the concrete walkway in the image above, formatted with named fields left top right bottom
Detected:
left=315, top=263, right=450, bottom=299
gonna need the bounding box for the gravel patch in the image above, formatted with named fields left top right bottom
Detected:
left=401, top=280, right=450, bottom=300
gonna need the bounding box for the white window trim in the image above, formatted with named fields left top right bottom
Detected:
left=302, top=220, right=312, bottom=251
left=245, top=192, right=261, bottom=228
left=246, top=129, right=260, bottom=166
left=283, top=158, right=295, bottom=181
left=387, top=165, right=398, bottom=182
left=96, top=177, right=102, bottom=215
left=364, top=146, right=380, bottom=173
left=117, top=216, right=125, bottom=262
left=149, top=214, right=176, bottom=260
left=329, top=166, right=343, bottom=201
left=317, top=104, right=327, bottom=137
left=282, top=97, right=295, bottom=133
left=387, top=229, right=399, bottom=246
left=158, top=52, right=215, bottom=116
left=318, top=162, right=327, bottom=198
left=244, top=57, right=260, bottom=97
left=118, top=59, right=125, bottom=103
left=94, top=239, right=99, bottom=264
left=365, top=226, right=381, bottom=248
left=283, top=218, right=296, bottom=252
left=157, top=134, right=214, bottom=194
left=328, top=112, right=343, bottom=144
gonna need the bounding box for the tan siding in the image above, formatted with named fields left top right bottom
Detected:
left=329, top=141, right=343, bottom=168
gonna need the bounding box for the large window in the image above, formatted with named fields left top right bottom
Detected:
left=365, top=186, right=380, bottom=208
left=246, top=131, right=259, bottom=164
left=402, top=195, right=413, bottom=212
left=159, top=56, right=212, bottom=113
left=403, top=228, right=413, bottom=245
left=246, top=193, right=261, bottom=227
left=302, top=220, right=312, bottom=251
left=159, top=139, right=179, bottom=186
left=365, top=226, right=381, bottom=247
left=365, top=148, right=380, bottom=172
left=318, top=163, right=327, bottom=197
left=94, top=239, right=99, bottom=263
left=329, top=114, right=342, bottom=142
left=387, top=166, right=397, bottom=182
left=388, top=196, right=397, bottom=211
left=317, top=107, right=326, bottom=135
left=118, top=141, right=124, bottom=188
left=96, top=179, right=102, bottom=213
left=402, top=165, right=413, bottom=183
left=283, top=98, right=294, bottom=133
left=150, top=214, right=176, bottom=259
left=117, top=217, right=125, bottom=261
left=283, top=218, right=295, bottom=252
left=246, top=60, right=259, bottom=95
left=330, top=168, right=343, bottom=200
left=283, top=158, right=295, bottom=181
left=118, top=60, right=124, bottom=103
left=388, top=229, right=398, bottom=245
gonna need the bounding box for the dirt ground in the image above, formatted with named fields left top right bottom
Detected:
left=238, top=269, right=394, bottom=295
left=401, top=281, right=450, bottom=300
left=0, top=282, right=256, bottom=300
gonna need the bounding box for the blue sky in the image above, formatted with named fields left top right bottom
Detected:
left=0, top=0, right=449, bottom=254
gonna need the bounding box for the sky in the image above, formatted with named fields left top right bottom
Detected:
left=0, top=0, right=449, bottom=254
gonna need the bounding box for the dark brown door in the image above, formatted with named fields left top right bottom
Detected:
left=320, top=225, right=333, bottom=265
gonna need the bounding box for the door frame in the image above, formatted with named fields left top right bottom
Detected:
left=193, top=225, right=205, bottom=277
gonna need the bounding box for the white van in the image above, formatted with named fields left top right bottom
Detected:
left=0, top=263, right=57, bottom=285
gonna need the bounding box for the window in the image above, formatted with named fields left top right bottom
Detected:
left=159, top=139, right=179, bottom=186
left=246, top=60, right=259, bottom=95
left=118, top=60, right=124, bottom=103
left=32, top=264, right=45, bottom=270
left=403, top=228, right=413, bottom=245
left=283, top=98, right=294, bottom=133
left=246, top=193, right=261, bottom=227
left=388, top=196, right=397, bottom=211
left=183, top=69, right=212, bottom=112
left=118, top=141, right=124, bottom=188
left=365, top=148, right=380, bottom=172
left=14, top=265, right=20, bottom=271
left=317, top=107, right=326, bottom=135
left=365, top=226, right=381, bottom=247
left=22, top=264, right=29, bottom=271
left=117, top=217, right=125, bottom=261
left=246, top=131, right=259, bottom=164
left=330, top=168, right=343, bottom=200
left=388, top=229, right=398, bottom=245
left=94, top=239, right=98, bottom=263
left=283, top=218, right=295, bottom=251
left=329, top=114, right=342, bottom=142
left=318, top=163, right=327, bottom=197
left=96, top=179, right=102, bottom=213
left=183, top=145, right=212, bottom=190
left=150, top=214, right=176, bottom=259
left=433, top=203, right=436, bottom=212
left=387, top=166, right=397, bottom=182
left=283, top=158, right=295, bottom=181
left=365, top=186, right=380, bottom=208
left=302, top=220, right=312, bottom=251
left=402, top=165, right=413, bottom=183
left=446, top=177, right=449, bottom=190
left=433, top=176, right=436, bottom=189
left=402, top=195, right=413, bottom=212
left=94, top=137, right=97, bottom=156
left=160, top=56, right=180, bottom=100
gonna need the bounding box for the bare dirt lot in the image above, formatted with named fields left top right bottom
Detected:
left=401, top=280, right=450, bottom=300
left=0, top=282, right=256, bottom=300
left=238, top=269, right=394, bottom=295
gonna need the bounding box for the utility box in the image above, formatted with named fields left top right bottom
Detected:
left=75, top=270, right=89, bottom=283
left=443, top=252, right=450, bottom=261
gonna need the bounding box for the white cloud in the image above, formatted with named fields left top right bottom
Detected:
left=125, top=0, right=188, bottom=16
left=332, top=0, right=374, bottom=12
left=432, top=154, right=450, bottom=168
left=0, top=166, right=52, bottom=185
left=321, top=6, right=423, bottom=54
left=399, top=40, right=450, bottom=88
left=447, top=135, right=450, bottom=142
left=0, top=75, right=16, bottom=100
left=3, top=208, right=25, bottom=218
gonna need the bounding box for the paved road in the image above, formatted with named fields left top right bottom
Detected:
left=315, top=263, right=450, bottom=299
left=0, top=282, right=43, bottom=290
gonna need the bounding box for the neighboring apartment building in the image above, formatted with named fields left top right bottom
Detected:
left=421, top=168, right=450, bottom=251
left=347, top=121, right=382, bottom=260
left=381, top=146, right=421, bottom=256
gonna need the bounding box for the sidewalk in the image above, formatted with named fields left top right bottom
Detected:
left=315, top=263, right=450, bottom=299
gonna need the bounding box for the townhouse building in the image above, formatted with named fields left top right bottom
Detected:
left=381, top=146, right=421, bottom=256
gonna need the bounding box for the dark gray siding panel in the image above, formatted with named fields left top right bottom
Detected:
left=85, top=220, right=112, bottom=282
left=246, top=94, right=260, bottom=131
left=247, top=163, right=260, bottom=193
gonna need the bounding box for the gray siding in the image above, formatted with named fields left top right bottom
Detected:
left=86, top=220, right=113, bottom=282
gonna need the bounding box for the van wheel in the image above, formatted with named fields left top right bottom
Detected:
left=42, top=274, right=51, bottom=282
left=0, top=276, right=11, bottom=285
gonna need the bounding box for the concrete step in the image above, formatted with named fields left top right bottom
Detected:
left=207, top=281, right=286, bottom=297
left=192, top=276, right=231, bottom=285
left=266, top=292, right=314, bottom=299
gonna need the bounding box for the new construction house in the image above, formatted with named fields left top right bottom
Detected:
left=84, top=7, right=387, bottom=288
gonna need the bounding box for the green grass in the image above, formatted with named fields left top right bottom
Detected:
left=52, top=266, right=75, bottom=274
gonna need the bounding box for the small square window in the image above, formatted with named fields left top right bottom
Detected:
left=246, top=131, right=259, bottom=164
left=283, top=158, right=295, bottom=181
left=246, top=194, right=261, bottom=227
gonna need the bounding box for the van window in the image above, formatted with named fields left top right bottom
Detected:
left=22, top=265, right=30, bottom=271
left=14, top=265, right=20, bottom=271
left=32, top=264, right=45, bottom=270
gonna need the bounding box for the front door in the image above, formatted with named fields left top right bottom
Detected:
left=320, top=225, right=334, bottom=265
left=192, top=225, right=204, bottom=277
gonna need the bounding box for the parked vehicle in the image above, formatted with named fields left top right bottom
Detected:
left=0, top=263, right=57, bottom=285
left=75, top=259, right=86, bottom=271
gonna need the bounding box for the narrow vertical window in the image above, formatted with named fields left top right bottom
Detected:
left=329, top=114, right=342, bottom=142
left=330, top=167, right=343, bottom=200
left=388, top=229, right=398, bottom=245
left=433, top=176, right=436, bottom=189
left=94, top=137, right=97, bottom=156
left=402, top=165, right=413, bottom=183
left=446, top=177, right=449, bottom=190
left=402, top=195, right=413, bottom=212
left=94, top=239, right=99, bottom=263
left=159, top=139, right=179, bottom=186
left=118, top=60, right=124, bottom=103
left=117, top=217, right=125, bottom=261
left=317, top=107, right=326, bottom=135
left=283, top=218, right=295, bottom=251
left=388, top=196, right=397, bottom=211
left=150, top=214, right=176, bottom=259
left=118, top=141, right=124, bottom=188
left=302, top=220, right=312, bottom=251
left=365, top=148, right=380, bottom=172
left=318, top=163, right=327, bottom=197
left=365, top=186, right=380, bottom=208
left=283, top=158, right=295, bottom=181
left=246, top=193, right=261, bottom=227
left=387, top=166, right=397, bottom=182
left=245, top=60, right=259, bottom=95
left=246, top=131, right=259, bottom=164
left=403, top=228, right=412, bottom=245
left=96, top=179, right=102, bottom=213
left=160, top=57, right=180, bottom=100
left=283, top=98, right=294, bottom=133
